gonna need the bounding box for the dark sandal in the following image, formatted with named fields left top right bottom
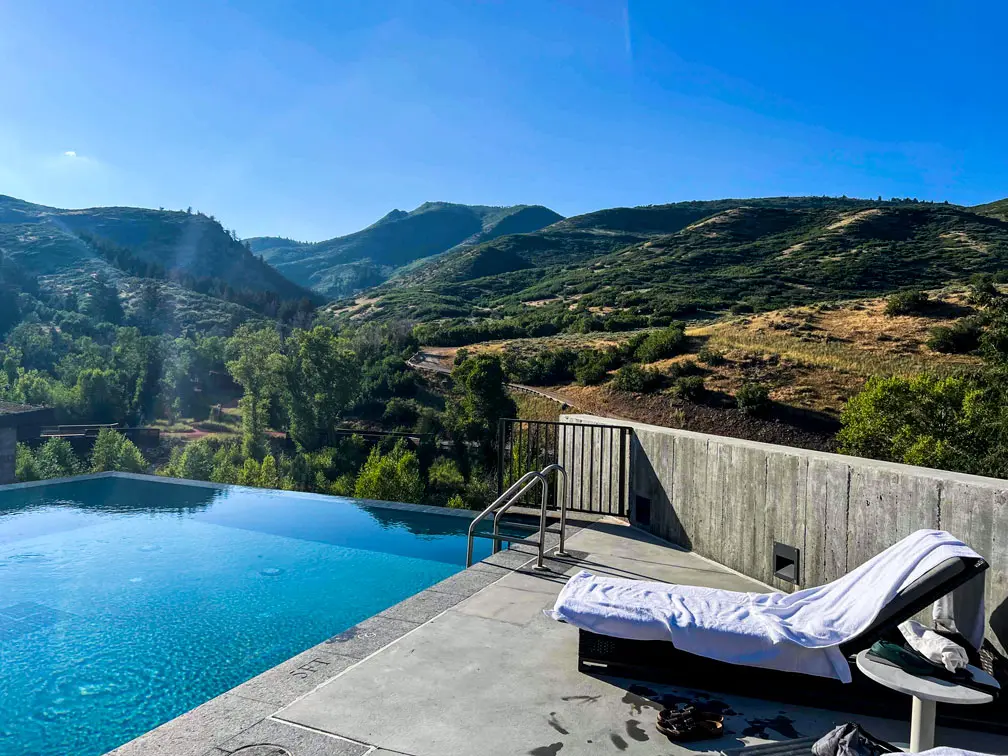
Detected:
left=659, top=706, right=724, bottom=726
left=656, top=713, right=724, bottom=741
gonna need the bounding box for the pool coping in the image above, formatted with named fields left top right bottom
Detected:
left=2, top=471, right=483, bottom=520
left=91, top=479, right=590, bottom=755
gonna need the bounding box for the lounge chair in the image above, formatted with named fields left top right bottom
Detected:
left=555, top=532, right=1003, bottom=731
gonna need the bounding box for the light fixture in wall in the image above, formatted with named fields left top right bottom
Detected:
left=773, top=541, right=800, bottom=584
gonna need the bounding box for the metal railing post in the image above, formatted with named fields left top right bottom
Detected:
left=534, top=479, right=549, bottom=571
left=537, top=463, right=569, bottom=558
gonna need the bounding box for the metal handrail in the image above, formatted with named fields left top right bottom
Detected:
left=542, top=463, right=569, bottom=557
left=491, top=473, right=548, bottom=555
left=465, top=463, right=569, bottom=571
left=492, top=463, right=569, bottom=557
left=466, top=470, right=542, bottom=568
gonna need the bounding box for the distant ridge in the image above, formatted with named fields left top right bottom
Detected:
left=247, top=201, right=563, bottom=298
left=325, top=196, right=1008, bottom=331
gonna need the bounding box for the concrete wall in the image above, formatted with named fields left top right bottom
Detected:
left=560, top=413, right=1008, bottom=653
left=0, top=428, right=14, bottom=485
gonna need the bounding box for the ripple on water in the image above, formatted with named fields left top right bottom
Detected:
left=259, top=568, right=285, bottom=577
left=9, top=553, right=46, bottom=563
left=138, top=544, right=161, bottom=553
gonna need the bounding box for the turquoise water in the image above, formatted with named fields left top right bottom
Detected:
left=0, top=476, right=500, bottom=756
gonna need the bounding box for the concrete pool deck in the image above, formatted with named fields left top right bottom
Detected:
left=108, top=520, right=1008, bottom=756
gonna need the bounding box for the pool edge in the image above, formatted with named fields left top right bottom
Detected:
left=101, top=519, right=585, bottom=756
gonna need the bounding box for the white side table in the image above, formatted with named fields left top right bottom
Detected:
left=856, top=649, right=998, bottom=752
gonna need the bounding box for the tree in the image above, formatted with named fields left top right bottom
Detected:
left=90, top=428, right=147, bottom=473
left=282, top=326, right=358, bottom=451
left=837, top=374, right=986, bottom=474
left=80, top=274, right=124, bottom=325
left=354, top=440, right=424, bottom=503
left=136, top=281, right=168, bottom=331
left=225, top=325, right=284, bottom=459
left=75, top=368, right=127, bottom=423
left=445, top=353, right=516, bottom=462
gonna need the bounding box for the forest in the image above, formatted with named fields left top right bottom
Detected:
left=5, top=254, right=519, bottom=506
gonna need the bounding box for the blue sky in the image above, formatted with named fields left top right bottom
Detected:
left=1, top=1, right=1005, bottom=240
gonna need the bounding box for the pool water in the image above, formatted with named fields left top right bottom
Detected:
left=0, top=476, right=503, bottom=756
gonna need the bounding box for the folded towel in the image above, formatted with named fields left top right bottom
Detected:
left=899, top=619, right=969, bottom=672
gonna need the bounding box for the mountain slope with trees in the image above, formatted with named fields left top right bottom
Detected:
left=248, top=202, right=563, bottom=298
left=333, top=197, right=1008, bottom=345
left=0, top=195, right=318, bottom=332
left=0, top=195, right=310, bottom=300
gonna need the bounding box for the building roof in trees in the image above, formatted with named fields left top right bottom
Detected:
left=0, top=402, right=53, bottom=429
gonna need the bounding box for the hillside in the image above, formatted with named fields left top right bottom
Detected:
left=409, top=283, right=987, bottom=451
left=0, top=195, right=317, bottom=333
left=0, top=196, right=310, bottom=300
left=248, top=202, right=562, bottom=298
left=331, top=197, right=1008, bottom=337
left=974, top=198, right=1008, bottom=222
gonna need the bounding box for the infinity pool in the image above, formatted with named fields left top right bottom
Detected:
left=0, top=475, right=501, bottom=756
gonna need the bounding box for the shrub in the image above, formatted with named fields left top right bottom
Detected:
left=354, top=439, right=425, bottom=504
left=885, top=290, right=930, bottom=316
left=427, top=456, right=465, bottom=501
left=611, top=363, right=662, bottom=393
left=14, top=443, right=38, bottom=481
left=667, top=359, right=701, bottom=379
left=330, top=473, right=357, bottom=496
left=838, top=374, right=987, bottom=474
left=462, top=468, right=496, bottom=510
left=967, top=275, right=999, bottom=307
left=729, top=302, right=754, bottom=314
left=927, top=319, right=982, bottom=354
left=90, top=428, right=147, bottom=473
left=573, top=350, right=618, bottom=386
left=697, top=345, right=725, bottom=366
left=446, top=494, right=466, bottom=509
left=383, top=397, right=420, bottom=428
left=634, top=324, right=687, bottom=363
left=736, top=382, right=771, bottom=416
left=33, top=438, right=84, bottom=479
left=161, top=438, right=216, bottom=481
left=673, top=375, right=705, bottom=402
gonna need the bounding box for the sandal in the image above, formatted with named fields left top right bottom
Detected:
left=656, top=713, right=724, bottom=741
left=658, top=705, right=724, bottom=726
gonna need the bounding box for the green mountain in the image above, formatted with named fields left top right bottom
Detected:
left=247, top=202, right=563, bottom=298
left=331, top=197, right=1008, bottom=342
left=0, top=195, right=318, bottom=333
left=0, top=195, right=309, bottom=298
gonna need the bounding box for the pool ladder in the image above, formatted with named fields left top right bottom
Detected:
left=465, top=463, right=568, bottom=570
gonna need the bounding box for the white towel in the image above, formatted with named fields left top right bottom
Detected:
left=548, top=529, right=981, bottom=682
left=899, top=619, right=969, bottom=672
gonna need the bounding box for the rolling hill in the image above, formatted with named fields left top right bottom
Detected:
left=327, top=197, right=1008, bottom=340
left=248, top=202, right=563, bottom=298
left=974, top=198, right=1008, bottom=222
